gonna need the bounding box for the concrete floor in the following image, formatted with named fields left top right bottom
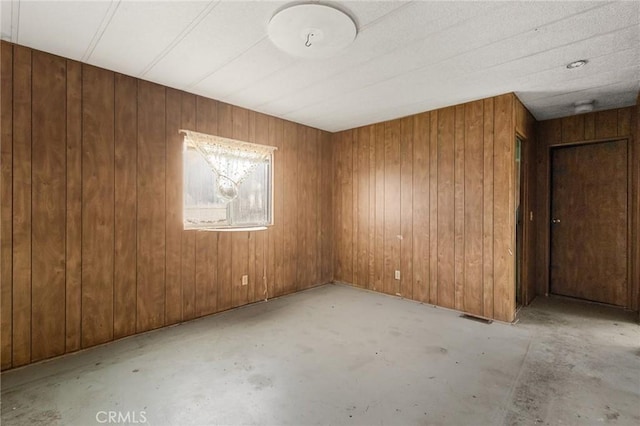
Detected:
left=1, top=284, right=638, bottom=426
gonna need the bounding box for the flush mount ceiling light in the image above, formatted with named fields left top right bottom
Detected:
left=566, top=59, right=588, bottom=69
left=574, top=100, right=595, bottom=114
left=268, top=3, right=357, bottom=59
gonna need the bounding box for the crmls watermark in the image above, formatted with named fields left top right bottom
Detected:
left=95, top=411, right=147, bottom=424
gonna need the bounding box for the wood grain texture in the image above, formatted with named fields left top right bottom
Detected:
left=82, top=65, right=115, bottom=348
left=321, top=130, right=335, bottom=284
left=357, top=126, right=371, bottom=288
left=31, top=51, right=67, bottom=361
left=1, top=41, right=13, bottom=369
left=464, top=101, right=484, bottom=316
left=255, top=113, right=270, bottom=301
left=136, top=80, right=166, bottom=331
left=454, top=105, right=465, bottom=310
left=492, top=94, right=515, bottom=322
left=550, top=141, right=628, bottom=306
left=11, top=45, right=32, bottom=367
left=216, top=102, right=233, bottom=311
left=332, top=94, right=522, bottom=322
left=180, top=93, right=197, bottom=321
left=482, top=98, right=495, bottom=318
left=536, top=106, right=638, bottom=310
left=231, top=106, right=250, bottom=307
left=165, top=88, right=183, bottom=325
left=2, top=42, right=333, bottom=371
left=437, top=107, right=455, bottom=309
left=114, top=73, right=137, bottom=339
left=412, top=113, right=430, bottom=303
left=65, top=60, right=82, bottom=351
left=283, top=121, right=299, bottom=294
left=270, top=117, right=285, bottom=297
left=429, top=112, right=439, bottom=304
left=374, top=124, right=385, bottom=293
left=400, top=117, right=413, bottom=298
left=195, top=96, right=219, bottom=316
left=384, top=121, right=401, bottom=296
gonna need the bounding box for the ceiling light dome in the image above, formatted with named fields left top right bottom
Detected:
left=268, top=4, right=357, bottom=59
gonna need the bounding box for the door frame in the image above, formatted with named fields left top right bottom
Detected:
left=514, top=132, right=529, bottom=307
left=544, top=137, right=633, bottom=307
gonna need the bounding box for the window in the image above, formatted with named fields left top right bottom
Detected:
left=181, top=130, right=276, bottom=230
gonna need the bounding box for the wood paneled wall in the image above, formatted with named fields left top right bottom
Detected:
left=332, top=94, right=527, bottom=322
left=0, top=42, right=334, bottom=370
left=536, top=105, right=639, bottom=310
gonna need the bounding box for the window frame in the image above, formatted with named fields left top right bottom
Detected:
left=181, top=129, right=276, bottom=232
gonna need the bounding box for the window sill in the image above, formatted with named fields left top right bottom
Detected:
left=185, top=226, right=269, bottom=232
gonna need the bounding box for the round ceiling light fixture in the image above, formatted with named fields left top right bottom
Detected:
left=268, top=3, right=357, bottom=59
left=566, top=59, right=588, bottom=69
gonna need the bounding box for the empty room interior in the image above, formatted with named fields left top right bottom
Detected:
left=1, top=1, right=639, bottom=425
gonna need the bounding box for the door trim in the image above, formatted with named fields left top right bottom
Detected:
left=544, top=137, right=632, bottom=307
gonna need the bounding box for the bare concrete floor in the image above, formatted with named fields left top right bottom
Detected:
left=1, top=284, right=638, bottom=426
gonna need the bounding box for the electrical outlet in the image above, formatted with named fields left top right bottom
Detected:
left=242, top=275, right=248, bottom=286
left=394, top=270, right=401, bottom=280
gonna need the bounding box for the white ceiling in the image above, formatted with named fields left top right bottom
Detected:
left=1, top=1, right=638, bottom=132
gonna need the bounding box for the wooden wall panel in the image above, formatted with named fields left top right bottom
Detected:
left=400, top=117, right=413, bottom=298
left=482, top=98, right=495, bottom=318
left=180, top=94, right=197, bottom=321
left=136, top=81, right=166, bottom=332
left=114, top=74, right=137, bottom=339
left=2, top=42, right=333, bottom=370
left=65, top=60, right=82, bottom=351
left=437, top=108, right=455, bottom=309
left=635, top=98, right=640, bottom=312
left=384, top=121, right=401, bottom=296
left=428, top=112, right=439, bottom=304
left=464, top=101, right=484, bottom=316
left=165, top=88, right=183, bottom=325
left=216, top=103, right=233, bottom=311
left=283, top=122, right=299, bottom=293
left=31, top=51, right=67, bottom=361
left=374, top=124, right=385, bottom=293
left=356, top=126, right=371, bottom=288
left=320, top=130, right=334, bottom=284
left=11, top=45, right=32, bottom=367
left=454, top=105, right=465, bottom=310
left=536, top=105, right=638, bottom=310
left=231, top=106, right=250, bottom=307
left=333, top=94, right=524, bottom=322
left=195, top=97, right=219, bottom=317
left=492, top=94, right=515, bottom=322
left=412, top=113, right=430, bottom=303
left=254, top=113, right=270, bottom=301
left=82, top=65, right=115, bottom=347
left=270, top=117, right=285, bottom=297
left=1, top=41, right=13, bottom=369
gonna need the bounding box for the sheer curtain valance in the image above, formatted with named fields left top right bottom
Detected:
left=180, top=129, right=277, bottom=201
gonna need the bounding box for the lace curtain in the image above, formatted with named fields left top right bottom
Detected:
left=180, top=130, right=277, bottom=201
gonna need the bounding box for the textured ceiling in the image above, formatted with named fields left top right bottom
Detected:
left=1, top=1, right=638, bottom=132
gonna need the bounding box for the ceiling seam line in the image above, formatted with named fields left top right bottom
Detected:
left=139, top=0, right=221, bottom=79
left=81, top=0, right=121, bottom=63
left=185, top=36, right=268, bottom=91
